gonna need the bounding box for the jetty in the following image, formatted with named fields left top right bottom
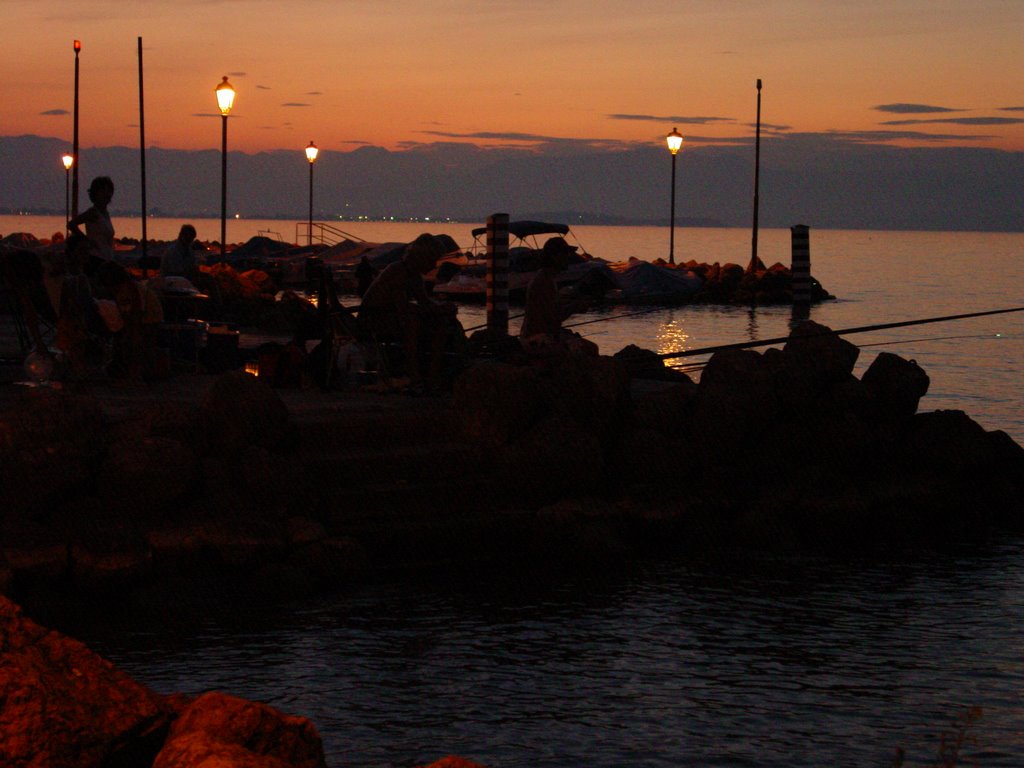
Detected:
left=2, top=322, right=1023, bottom=768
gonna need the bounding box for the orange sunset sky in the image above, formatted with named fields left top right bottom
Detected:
left=4, top=0, right=1023, bottom=155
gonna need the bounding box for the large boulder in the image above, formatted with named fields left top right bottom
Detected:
left=690, top=348, right=776, bottom=460
left=453, top=362, right=549, bottom=447
left=0, top=388, right=105, bottom=517
left=95, top=435, right=198, bottom=517
left=861, top=351, right=930, bottom=420
left=200, top=370, right=291, bottom=453
left=782, top=320, right=860, bottom=389
left=153, top=692, right=326, bottom=768
left=0, top=595, right=171, bottom=768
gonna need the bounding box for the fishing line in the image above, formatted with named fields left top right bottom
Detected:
left=859, top=333, right=1006, bottom=349
left=658, top=306, right=1024, bottom=361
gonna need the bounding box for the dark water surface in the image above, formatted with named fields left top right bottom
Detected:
left=80, top=540, right=1024, bottom=767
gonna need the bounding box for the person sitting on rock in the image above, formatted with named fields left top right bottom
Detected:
left=161, top=224, right=200, bottom=282
left=96, top=261, right=164, bottom=382
left=359, top=233, right=461, bottom=392
left=519, top=236, right=597, bottom=360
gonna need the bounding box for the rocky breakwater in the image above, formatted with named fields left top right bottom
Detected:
left=452, top=320, right=1024, bottom=557
left=0, top=371, right=361, bottom=607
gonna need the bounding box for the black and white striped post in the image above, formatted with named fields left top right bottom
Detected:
left=791, top=224, right=811, bottom=320
left=486, top=212, right=510, bottom=335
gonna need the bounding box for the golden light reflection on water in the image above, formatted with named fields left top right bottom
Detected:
left=655, top=317, right=691, bottom=358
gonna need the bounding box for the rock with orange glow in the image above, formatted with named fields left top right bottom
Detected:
left=200, top=370, right=291, bottom=453
left=418, top=757, right=490, bottom=768
left=0, top=595, right=171, bottom=768
left=153, top=691, right=326, bottom=768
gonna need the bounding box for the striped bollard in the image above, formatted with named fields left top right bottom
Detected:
left=791, top=224, right=811, bottom=320
left=486, top=212, right=510, bottom=335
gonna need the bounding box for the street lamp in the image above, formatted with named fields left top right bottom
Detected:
left=61, top=152, right=74, bottom=226
left=305, top=140, right=319, bottom=245
left=215, top=75, right=236, bottom=258
left=666, top=128, right=684, bottom=265
left=72, top=40, right=81, bottom=218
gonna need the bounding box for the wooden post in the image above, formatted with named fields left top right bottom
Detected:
left=137, top=37, right=148, bottom=266
left=486, top=213, right=509, bottom=335
left=791, top=224, right=811, bottom=320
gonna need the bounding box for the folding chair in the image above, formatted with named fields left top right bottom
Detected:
left=317, top=269, right=399, bottom=389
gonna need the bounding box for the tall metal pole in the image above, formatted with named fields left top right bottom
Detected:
left=137, top=37, right=148, bottom=259
left=71, top=40, right=81, bottom=220
left=669, top=152, right=677, bottom=265
left=220, top=113, right=228, bottom=258
left=308, top=160, right=314, bottom=246
left=749, top=78, right=763, bottom=274
left=64, top=166, right=70, bottom=226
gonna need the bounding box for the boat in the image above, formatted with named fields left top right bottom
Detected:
left=432, top=220, right=601, bottom=303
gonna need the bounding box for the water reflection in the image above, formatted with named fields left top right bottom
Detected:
left=77, top=541, right=1024, bottom=768
left=655, top=310, right=690, bottom=358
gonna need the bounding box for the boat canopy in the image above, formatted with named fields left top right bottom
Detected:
left=470, top=220, right=571, bottom=240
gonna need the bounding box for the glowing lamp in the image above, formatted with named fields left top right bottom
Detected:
left=305, top=141, right=319, bottom=164
left=62, top=153, right=74, bottom=170
left=215, top=76, right=236, bottom=116
left=666, top=128, right=683, bottom=156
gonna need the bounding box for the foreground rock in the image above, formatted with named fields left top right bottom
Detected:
left=0, top=596, right=170, bottom=767
left=0, top=595, right=327, bottom=768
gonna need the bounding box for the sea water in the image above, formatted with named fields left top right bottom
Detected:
left=7, top=215, right=1024, bottom=767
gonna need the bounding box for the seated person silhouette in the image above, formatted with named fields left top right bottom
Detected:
left=161, top=224, right=199, bottom=281
left=359, top=233, right=459, bottom=391
left=519, top=236, right=597, bottom=360
left=96, top=261, right=164, bottom=382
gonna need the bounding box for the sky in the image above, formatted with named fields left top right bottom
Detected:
left=3, top=0, right=1023, bottom=156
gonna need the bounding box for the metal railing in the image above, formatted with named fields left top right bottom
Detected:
left=296, top=221, right=367, bottom=247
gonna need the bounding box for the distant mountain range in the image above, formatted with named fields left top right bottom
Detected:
left=2, top=134, right=1021, bottom=231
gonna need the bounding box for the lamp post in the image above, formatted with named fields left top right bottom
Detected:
left=305, top=141, right=319, bottom=245
left=71, top=40, right=81, bottom=218
left=215, top=75, right=236, bottom=259
left=666, top=127, right=684, bottom=265
left=61, top=152, right=74, bottom=227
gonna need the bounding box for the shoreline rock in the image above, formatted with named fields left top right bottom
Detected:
left=0, top=322, right=1021, bottom=612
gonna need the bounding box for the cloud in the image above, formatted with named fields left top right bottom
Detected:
left=608, top=113, right=735, bottom=125
left=880, top=117, right=1024, bottom=126
left=306, top=91, right=322, bottom=96
left=999, top=106, right=1024, bottom=112
left=873, top=103, right=964, bottom=114
left=822, top=129, right=995, bottom=143
left=40, top=109, right=69, bottom=116
left=282, top=102, right=311, bottom=108
left=227, top=71, right=247, bottom=78
left=742, top=122, right=792, bottom=131
left=256, top=85, right=272, bottom=91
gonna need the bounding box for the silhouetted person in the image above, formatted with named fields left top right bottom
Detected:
left=68, top=176, right=116, bottom=263
left=355, top=254, right=376, bottom=297
left=161, top=224, right=199, bottom=281
left=359, top=233, right=460, bottom=392
left=97, top=261, right=163, bottom=382
left=520, top=236, right=597, bottom=359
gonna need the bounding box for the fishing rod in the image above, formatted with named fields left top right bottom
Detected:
left=664, top=333, right=1005, bottom=372
left=858, top=332, right=1006, bottom=349
left=658, top=306, right=1024, bottom=361
left=563, top=305, right=671, bottom=330
left=463, top=313, right=525, bottom=333
left=464, top=303, right=667, bottom=334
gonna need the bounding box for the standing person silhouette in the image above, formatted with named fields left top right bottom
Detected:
left=68, top=176, right=116, bottom=265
